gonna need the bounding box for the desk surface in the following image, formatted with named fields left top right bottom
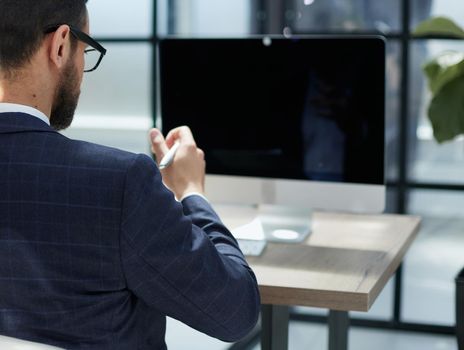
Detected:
left=215, top=206, right=421, bottom=312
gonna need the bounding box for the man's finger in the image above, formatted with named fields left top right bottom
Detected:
left=166, top=126, right=196, bottom=147
left=149, top=128, right=170, bottom=162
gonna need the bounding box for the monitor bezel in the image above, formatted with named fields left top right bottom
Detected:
left=158, top=35, right=387, bottom=213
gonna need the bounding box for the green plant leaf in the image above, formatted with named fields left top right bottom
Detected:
left=423, top=52, right=464, bottom=95
left=428, top=75, right=464, bottom=143
left=414, top=16, right=464, bottom=38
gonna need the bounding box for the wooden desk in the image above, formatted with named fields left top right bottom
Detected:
left=216, top=206, right=421, bottom=350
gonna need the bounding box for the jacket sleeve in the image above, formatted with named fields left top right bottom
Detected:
left=119, top=154, right=260, bottom=342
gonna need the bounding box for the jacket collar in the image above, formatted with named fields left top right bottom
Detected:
left=0, top=103, right=50, bottom=126
left=0, top=112, right=58, bottom=135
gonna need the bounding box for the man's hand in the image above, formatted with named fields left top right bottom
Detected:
left=149, top=126, right=205, bottom=200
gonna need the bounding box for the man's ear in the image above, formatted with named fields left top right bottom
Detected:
left=48, top=25, right=72, bottom=70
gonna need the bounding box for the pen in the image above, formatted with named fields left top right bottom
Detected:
left=158, top=141, right=180, bottom=169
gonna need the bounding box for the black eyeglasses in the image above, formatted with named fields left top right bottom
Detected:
left=44, top=24, right=107, bottom=73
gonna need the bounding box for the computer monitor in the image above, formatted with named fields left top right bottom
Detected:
left=159, top=36, right=386, bottom=241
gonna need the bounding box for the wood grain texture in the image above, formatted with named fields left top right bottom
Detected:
left=215, top=206, right=421, bottom=312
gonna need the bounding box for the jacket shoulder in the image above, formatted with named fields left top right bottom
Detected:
left=66, top=137, right=152, bottom=171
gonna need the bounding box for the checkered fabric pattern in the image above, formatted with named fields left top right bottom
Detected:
left=0, top=113, right=260, bottom=350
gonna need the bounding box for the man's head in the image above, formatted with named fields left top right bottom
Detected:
left=0, top=0, right=89, bottom=130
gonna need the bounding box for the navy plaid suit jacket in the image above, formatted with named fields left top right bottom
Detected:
left=0, top=113, right=260, bottom=349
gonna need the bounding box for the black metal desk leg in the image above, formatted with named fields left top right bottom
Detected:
left=261, top=305, right=290, bottom=350
left=328, top=310, right=349, bottom=350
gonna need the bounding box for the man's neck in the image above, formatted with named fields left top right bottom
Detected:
left=0, top=66, right=53, bottom=120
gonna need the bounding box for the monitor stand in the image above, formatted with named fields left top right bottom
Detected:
left=257, top=205, right=312, bottom=243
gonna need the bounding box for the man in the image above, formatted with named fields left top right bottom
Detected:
left=0, top=1, right=260, bottom=349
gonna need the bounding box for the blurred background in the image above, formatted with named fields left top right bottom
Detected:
left=62, top=1, right=464, bottom=349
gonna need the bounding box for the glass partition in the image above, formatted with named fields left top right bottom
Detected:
left=87, top=0, right=153, bottom=37
left=408, top=40, right=464, bottom=184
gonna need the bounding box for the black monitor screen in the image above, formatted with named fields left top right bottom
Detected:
left=159, top=37, right=385, bottom=185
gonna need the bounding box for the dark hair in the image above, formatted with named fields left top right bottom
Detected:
left=0, top=0, right=88, bottom=74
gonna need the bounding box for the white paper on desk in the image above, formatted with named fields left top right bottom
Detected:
left=231, top=218, right=265, bottom=241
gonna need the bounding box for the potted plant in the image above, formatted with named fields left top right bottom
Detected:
left=414, top=17, right=464, bottom=143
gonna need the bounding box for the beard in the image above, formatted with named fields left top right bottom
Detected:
left=49, top=60, right=81, bottom=131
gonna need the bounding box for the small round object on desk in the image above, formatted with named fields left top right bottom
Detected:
left=271, top=229, right=300, bottom=241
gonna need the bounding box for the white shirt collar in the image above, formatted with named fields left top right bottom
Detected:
left=0, top=103, right=50, bottom=126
